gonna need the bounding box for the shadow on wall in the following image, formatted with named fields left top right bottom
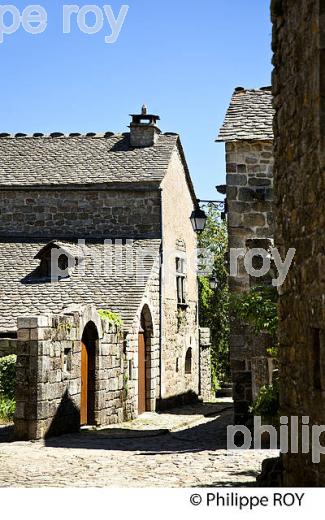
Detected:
left=44, top=390, right=80, bottom=439
left=156, top=390, right=199, bottom=412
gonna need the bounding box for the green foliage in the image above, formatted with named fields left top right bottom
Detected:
left=232, top=286, right=278, bottom=338
left=0, top=355, right=16, bottom=400
left=0, top=397, right=16, bottom=422
left=198, top=205, right=230, bottom=389
left=98, top=309, right=124, bottom=327
left=0, top=355, right=16, bottom=422
left=250, top=381, right=279, bottom=419
left=231, top=286, right=279, bottom=357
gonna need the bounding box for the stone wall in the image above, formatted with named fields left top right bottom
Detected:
left=272, top=0, right=325, bottom=485
left=125, top=256, right=161, bottom=416
left=199, top=328, right=213, bottom=401
left=226, top=140, right=274, bottom=423
left=14, top=305, right=127, bottom=440
left=159, top=148, right=200, bottom=405
left=0, top=188, right=161, bottom=239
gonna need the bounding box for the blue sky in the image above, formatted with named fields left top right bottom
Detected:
left=1, top=0, right=272, bottom=199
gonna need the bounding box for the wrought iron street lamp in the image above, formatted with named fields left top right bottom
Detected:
left=209, top=276, right=218, bottom=290
left=190, top=207, right=208, bottom=233
left=190, top=199, right=226, bottom=233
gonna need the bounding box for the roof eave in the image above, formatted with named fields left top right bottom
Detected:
left=215, top=135, right=274, bottom=142
left=172, top=137, right=198, bottom=208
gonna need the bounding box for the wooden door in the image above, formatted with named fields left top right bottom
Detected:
left=138, top=332, right=146, bottom=414
left=80, top=341, right=88, bottom=425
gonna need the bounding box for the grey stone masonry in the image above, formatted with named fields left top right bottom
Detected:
left=271, top=0, right=325, bottom=486
left=130, top=124, right=161, bottom=148
left=227, top=140, right=274, bottom=424
left=14, top=305, right=127, bottom=440
left=0, top=189, right=161, bottom=239
left=226, top=141, right=274, bottom=248
left=199, top=328, right=213, bottom=401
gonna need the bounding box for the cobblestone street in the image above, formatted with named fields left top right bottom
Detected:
left=0, top=401, right=278, bottom=487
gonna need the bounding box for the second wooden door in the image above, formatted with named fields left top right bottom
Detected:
left=138, top=332, right=146, bottom=414
left=80, top=341, right=88, bottom=425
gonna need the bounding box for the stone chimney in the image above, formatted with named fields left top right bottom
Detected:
left=129, top=105, right=161, bottom=147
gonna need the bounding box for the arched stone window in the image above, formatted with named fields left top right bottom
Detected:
left=185, top=348, right=192, bottom=374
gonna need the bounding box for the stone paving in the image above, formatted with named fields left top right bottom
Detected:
left=0, top=400, right=278, bottom=487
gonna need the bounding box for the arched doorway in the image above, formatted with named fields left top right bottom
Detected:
left=81, top=321, right=98, bottom=426
left=138, top=306, right=153, bottom=415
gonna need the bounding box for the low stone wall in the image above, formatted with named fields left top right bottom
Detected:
left=199, top=327, right=213, bottom=401
left=14, top=305, right=126, bottom=440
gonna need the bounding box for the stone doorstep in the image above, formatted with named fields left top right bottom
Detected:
left=81, top=425, right=170, bottom=439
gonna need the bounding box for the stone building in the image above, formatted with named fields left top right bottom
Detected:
left=0, top=108, right=211, bottom=439
left=217, top=88, right=275, bottom=423
left=271, top=0, right=325, bottom=485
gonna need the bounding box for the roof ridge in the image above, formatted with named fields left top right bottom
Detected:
left=0, top=132, right=179, bottom=139
left=234, top=86, right=272, bottom=93
left=0, top=132, right=120, bottom=139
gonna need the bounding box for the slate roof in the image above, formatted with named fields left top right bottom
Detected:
left=217, top=87, right=274, bottom=141
left=0, top=133, right=179, bottom=186
left=0, top=239, right=160, bottom=332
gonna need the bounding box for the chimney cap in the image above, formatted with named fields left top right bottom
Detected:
left=130, top=105, right=160, bottom=125
left=129, top=106, right=161, bottom=147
